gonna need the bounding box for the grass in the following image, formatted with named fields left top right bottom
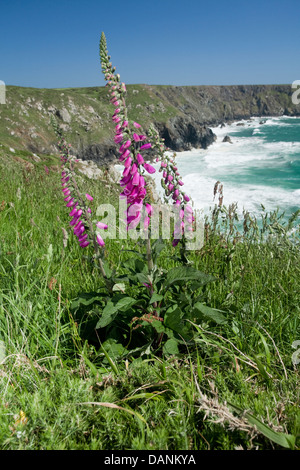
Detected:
left=0, top=147, right=299, bottom=450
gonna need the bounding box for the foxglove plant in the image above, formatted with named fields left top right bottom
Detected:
left=100, top=33, right=194, bottom=251
left=100, top=33, right=156, bottom=235
left=54, top=126, right=109, bottom=281
left=147, top=126, right=195, bottom=247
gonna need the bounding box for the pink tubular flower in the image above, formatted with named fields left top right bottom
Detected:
left=96, top=234, right=105, bottom=247
left=120, top=150, right=131, bottom=161
left=114, top=133, right=123, bottom=144
left=124, top=156, right=132, bottom=168
left=145, top=203, right=153, bottom=216
left=86, top=193, right=93, bottom=201
left=143, top=163, right=156, bottom=174
left=66, top=198, right=75, bottom=207
left=74, top=225, right=85, bottom=236
left=130, top=163, right=138, bottom=175
left=96, top=221, right=108, bottom=230
left=133, top=122, right=141, bottom=128
left=140, top=143, right=152, bottom=150
left=78, top=235, right=88, bottom=245
left=136, top=153, right=144, bottom=165
left=123, top=140, right=132, bottom=150
left=70, top=216, right=79, bottom=226
left=123, top=167, right=130, bottom=177
left=69, top=207, right=78, bottom=217
left=132, top=172, right=140, bottom=186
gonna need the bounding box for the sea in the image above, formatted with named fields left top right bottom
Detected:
left=152, top=116, right=300, bottom=224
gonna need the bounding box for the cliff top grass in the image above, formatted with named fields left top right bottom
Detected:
left=0, top=150, right=299, bottom=450
left=0, top=84, right=180, bottom=155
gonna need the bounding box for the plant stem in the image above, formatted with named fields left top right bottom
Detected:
left=146, top=237, right=154, bottom=272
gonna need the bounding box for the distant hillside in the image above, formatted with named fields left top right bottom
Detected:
left=0, top=84, right=299, bottom=166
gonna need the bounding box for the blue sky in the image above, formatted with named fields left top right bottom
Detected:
left=0, top=0, right=299, bottom=88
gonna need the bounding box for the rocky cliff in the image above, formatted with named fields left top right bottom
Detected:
left=0, top=84, right=299, bottom=166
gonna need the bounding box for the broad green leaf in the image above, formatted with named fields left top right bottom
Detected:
left=193, top=302, right=227, bottom=324
left=150, top=293, right=163, bottom=304
left=135, top=272, right=151, bottom=285
left=115, top=296, right=138, bottom=311
left=151, top=319, right=167, bottom=334
left=163, top=338, right=179, bottom=355
left=164, top=266, right=215, bottom=288
left=71, top=292, right=104, bottom=310
left=96, top=301, right=118, bottom=328
left=102, top=260, right=112, bottom=278
left=112, top=283, right=126, bottom=292
left=164, top=305, right=184, bottom=334
left=96, top=297, right=138, bottom=329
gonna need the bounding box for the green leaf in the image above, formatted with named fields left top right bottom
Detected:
left=163, top=338, right=179, bottom=356
left=112, top=283, right=126, bottom=292
left=164, top=304, right=184, bottom=334
left=102, top=260, right=112, bottom=278
left=96, top=296, right=138, bottom=329
left=193, top=302, right=227, bottom=324
left=70, top=292, right=104, bottom=310
left=164, top=266, right=215, bottom=289
left=228, top=403, right=296, bottom=449
left=135, top=272, right=151, bottom=285
left=96, top=301, right=118, bottom=328
left=254, top=327, right=271, bottom=366
left=150, top=293, right=163, bottom=304
left=254, top=355, right=270, bottom=381
left=115, top=296, right=138, bottom=311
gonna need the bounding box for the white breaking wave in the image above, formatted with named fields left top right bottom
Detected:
left=182, top=173, right=300, bottom=216
left=167, top=116, right=300, bottom=218
left=115, top=116, right=300, bottom=220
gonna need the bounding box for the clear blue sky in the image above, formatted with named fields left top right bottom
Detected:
left=0, top=0, right=299, bottom=88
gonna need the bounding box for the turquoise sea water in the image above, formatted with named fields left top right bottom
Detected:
left=153, top=116, right=300, bottom=222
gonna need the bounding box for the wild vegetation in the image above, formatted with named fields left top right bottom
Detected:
left=0, top=34, right=299, bottom=450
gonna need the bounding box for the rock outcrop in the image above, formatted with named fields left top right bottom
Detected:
left=1, top=84, right=299, bottom=165
left=222, top=135, right=233, bottom=144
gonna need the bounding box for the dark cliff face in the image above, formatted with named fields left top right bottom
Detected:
left=80, top=84, right=299, bottom=160
left=155, top=117, right=216, bottom=152
left=76, top=140, right=118, bottom=167
left=153, top=84, right=299, bottom=127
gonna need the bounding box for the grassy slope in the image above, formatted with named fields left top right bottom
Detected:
left=0, top=148, right=299, bottom=450
left=0, top=85, right=180, bottom=155
left=1, top=84, right=297, bottom=158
